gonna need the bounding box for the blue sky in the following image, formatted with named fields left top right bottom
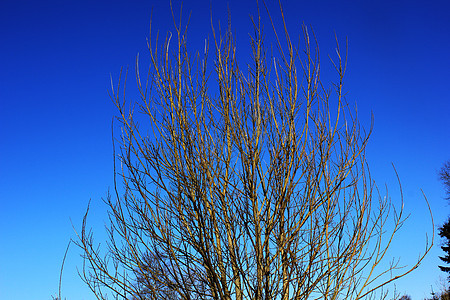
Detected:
left=1, top=0, right=449, bottom=299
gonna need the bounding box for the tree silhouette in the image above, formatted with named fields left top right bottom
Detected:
left=439, top=162, right=450, bottom=278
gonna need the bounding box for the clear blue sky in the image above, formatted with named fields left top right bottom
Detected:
left=1, top=0, right=449, bottom=299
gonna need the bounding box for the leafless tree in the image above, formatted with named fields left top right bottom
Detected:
left=76, top=4, right=433, bottom=300
left=439, top=161, right=450, bottom=201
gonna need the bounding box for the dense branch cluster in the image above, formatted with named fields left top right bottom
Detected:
left=77, top=6, right=432, bottom=300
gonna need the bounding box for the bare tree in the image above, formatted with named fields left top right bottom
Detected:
left=76, top=4, right=432, bottom=300
left=440, top=161, right=450, bottom=201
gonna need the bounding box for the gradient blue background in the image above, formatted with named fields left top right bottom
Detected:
left=1, top=0, right=449, bottom=299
